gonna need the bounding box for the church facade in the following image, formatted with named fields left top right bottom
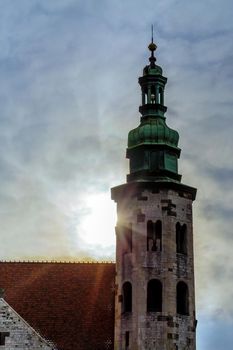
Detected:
left=0, top=40, right=197, bottom=350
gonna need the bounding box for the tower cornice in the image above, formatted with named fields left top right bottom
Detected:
left=111, top=180, right=197, bottom=202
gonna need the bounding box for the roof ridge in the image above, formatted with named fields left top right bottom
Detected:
left=0, top=260, right=116, bottom=264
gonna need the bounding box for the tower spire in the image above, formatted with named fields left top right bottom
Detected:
left=148, top=25, right=157, bottom=67
left=112, top=40, right=197, bottom=350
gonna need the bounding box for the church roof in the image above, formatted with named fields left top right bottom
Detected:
left=0, top=261, right=115, bottom=350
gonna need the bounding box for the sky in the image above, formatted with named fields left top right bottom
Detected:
left=0, top=0, right=233, bottom=349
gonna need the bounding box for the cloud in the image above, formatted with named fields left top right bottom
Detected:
left=0, top=1, right=233, bottom=348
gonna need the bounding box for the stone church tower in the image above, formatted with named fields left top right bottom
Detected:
left=111, top=40, right=197, bottom=350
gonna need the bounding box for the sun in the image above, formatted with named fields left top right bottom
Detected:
left=78, top=192, right=117, bottom=254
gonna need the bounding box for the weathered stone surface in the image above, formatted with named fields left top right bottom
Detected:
left=114, top=188, right=196, bottom=350
left=0, top=298, right=56, bottom=350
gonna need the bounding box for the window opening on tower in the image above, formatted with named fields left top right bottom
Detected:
left=176, top=223, right=187, bottom=255
left=147, top=279, right=162, bottom=312
left=158, top=86, right=164, bottom=105
left=147, top=220, right=162, bottom=251
left=145, top=90, right=147, bottom=104
left=151, top=85, right=156, bottom=104
left=122, top=282, right=132, bottom=313
left=125, top=331, right=130, bottom=348
left=177, top=281, right=189, bottom=315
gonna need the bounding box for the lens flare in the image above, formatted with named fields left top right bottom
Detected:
left=78, top=192, right=116, bottom=251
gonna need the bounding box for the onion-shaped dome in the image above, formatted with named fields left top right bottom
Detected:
left=128, top=118, right=179, bottom=149
left=143, top=63, right=163, bottom=76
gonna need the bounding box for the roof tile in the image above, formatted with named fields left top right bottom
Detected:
left=0, top=262, right=115, bottom=350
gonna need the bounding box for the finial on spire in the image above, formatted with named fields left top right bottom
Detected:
left=148, top=25, right=157, bottom=67
left=148, top=24, right=157, bottom=52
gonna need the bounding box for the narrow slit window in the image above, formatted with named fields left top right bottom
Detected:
left=176, top=223, right=187, bottom=255
left=125, top=331, right=130, bottom=348
left=144, top=88, right=148, bottom=104
left=151, top=85, right=156, bottom=104
left=159, top=87, right=164, bottom=105
left=123, top=282, right=132, bottom=312
left=147, top=220, right=162, bottom=251
left=155, top=220, right=162, bottom=251
left=147, top=220, right=154, bottom=251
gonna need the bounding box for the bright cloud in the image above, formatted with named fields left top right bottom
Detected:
left=0, top=1, right=233, bottom=349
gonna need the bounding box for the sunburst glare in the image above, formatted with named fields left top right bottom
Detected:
left=78, top=192, right=117, bottom=254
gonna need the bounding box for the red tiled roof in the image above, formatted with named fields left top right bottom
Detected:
left=0, top=262, right=115, bottom=350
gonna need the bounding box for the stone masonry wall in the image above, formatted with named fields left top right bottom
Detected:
left=115, top=188, right=196, bottom=350
left=0, top=298, right=56, bottom=350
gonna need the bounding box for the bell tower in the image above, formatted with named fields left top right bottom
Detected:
left=111, top=38, right=197, bottom=350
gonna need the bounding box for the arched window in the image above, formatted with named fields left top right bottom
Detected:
left=177, top=281, right=189, bottom=315
left=123, top=282, right=132, bottom=312
left=147, top=220, right=162, bottom=252
left=176, top=223, right=187, bottom=255
left=147, top=279, right=162, bottom=312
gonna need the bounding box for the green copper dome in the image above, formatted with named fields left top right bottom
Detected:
left=126, top=39, right=182, bottom=183
left=143, top=64, right=163, bottom=76
left=128, top=118, right=179, bottom=149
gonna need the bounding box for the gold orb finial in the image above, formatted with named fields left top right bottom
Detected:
left=148, top=42, right=157, bottom=52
